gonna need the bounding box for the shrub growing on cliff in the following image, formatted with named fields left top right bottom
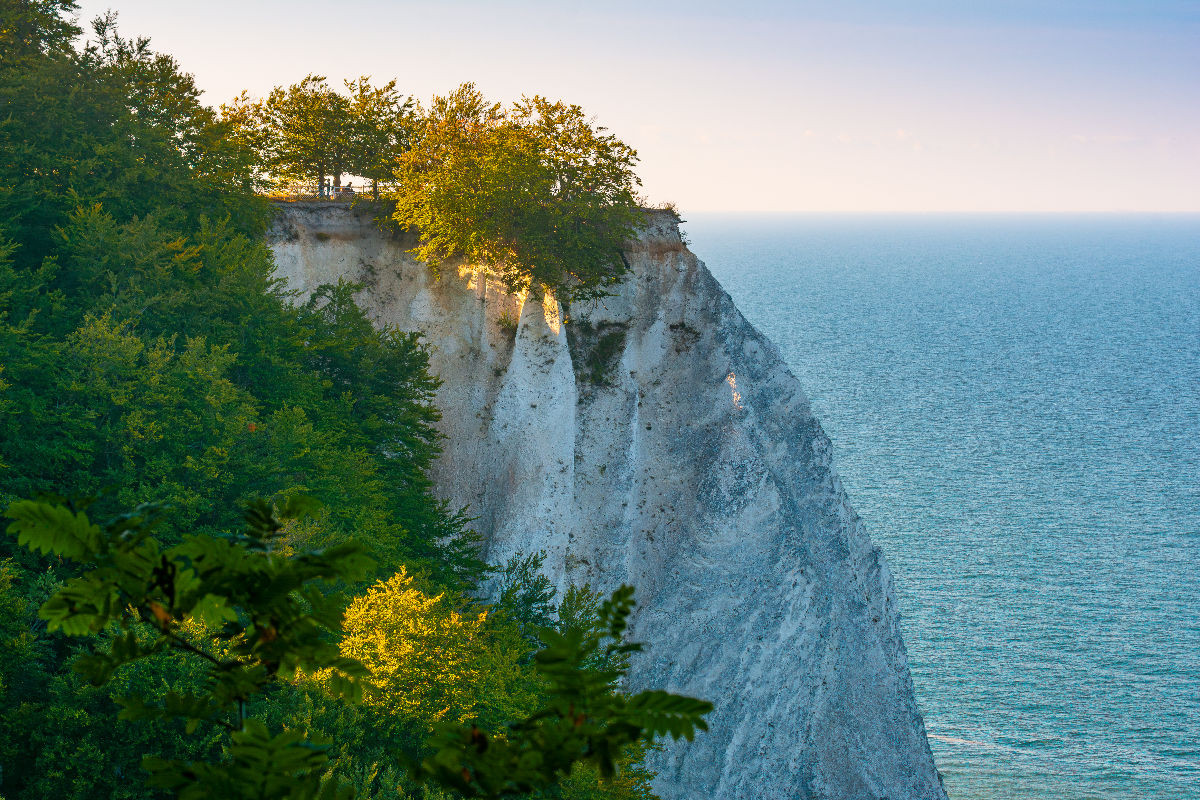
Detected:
left=390, top=83, right=642, bottom=302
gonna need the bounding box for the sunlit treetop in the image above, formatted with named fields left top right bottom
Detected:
left=391, top=82, right=643, bottom=303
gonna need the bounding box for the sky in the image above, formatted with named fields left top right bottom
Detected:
left=74, top=0, right=1200, bottom=213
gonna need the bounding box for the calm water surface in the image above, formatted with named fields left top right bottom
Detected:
left=684, top=214, right=1200, bottom=800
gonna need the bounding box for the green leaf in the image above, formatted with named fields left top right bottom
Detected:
left=39, top=574, right=120, bottom=634
left=191, top=592, right=238, bottom=627
left=6, top=499, right=102, bottom=559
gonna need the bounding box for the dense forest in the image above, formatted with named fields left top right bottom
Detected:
left=0, top=2, right=705, bottom=798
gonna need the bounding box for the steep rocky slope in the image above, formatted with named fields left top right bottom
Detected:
left=268, top=202, right=946, bottom=800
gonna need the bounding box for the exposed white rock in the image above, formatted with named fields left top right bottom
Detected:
left=268, top=202, right=946, bottom=800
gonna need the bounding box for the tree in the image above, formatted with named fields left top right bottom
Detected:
left=391, top=83, right=642, bottom=302
left=219, top=90, right=274, bottom=194
left=0, top=8, right=491, bottom=795
left=327, top=567, right=526, bottom=729
left=256, top=75, right=411, bottom=196
left=0, top=8, right=266, bottom=271
left=343, top=77, right=413, bottom=200
left=0, top=0, right=80, bottom=69
left=260, top=75, right=350, bottom=195
left=413, top=586, right=712, bottom=798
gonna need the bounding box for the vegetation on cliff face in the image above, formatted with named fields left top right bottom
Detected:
left=0, top=2, right=706, bottom=798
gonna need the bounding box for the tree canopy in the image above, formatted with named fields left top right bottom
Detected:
left=234, top=75, right=412, bottom=198
left=390, top=83, right=643, bottom=302
left=225, top=78, right=641, bottom=301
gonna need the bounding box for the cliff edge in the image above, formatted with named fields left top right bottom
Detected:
left=268, top=202, right=946, bottom=800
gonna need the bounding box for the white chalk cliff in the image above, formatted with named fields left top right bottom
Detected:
left=268, top=202, right=946, bottom=800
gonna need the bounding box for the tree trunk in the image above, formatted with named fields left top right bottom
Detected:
left=372, top=179, right=379, bottom=201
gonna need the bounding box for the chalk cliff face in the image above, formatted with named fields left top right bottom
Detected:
left=268, top=202, right=946, bottom=800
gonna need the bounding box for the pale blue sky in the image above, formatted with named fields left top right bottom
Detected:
left=75, top=1, right=1199, bottom=212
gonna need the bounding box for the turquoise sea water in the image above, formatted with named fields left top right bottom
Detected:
left=683, top=214, right=1200, bottom=800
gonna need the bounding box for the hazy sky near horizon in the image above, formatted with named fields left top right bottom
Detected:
left=75, top=0, right=1200, bottom=212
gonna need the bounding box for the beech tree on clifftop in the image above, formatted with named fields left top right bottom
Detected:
left=390, top=83, right=642, bottom=302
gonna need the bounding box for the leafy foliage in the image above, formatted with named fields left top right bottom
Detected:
left=391, top=83, right=642, bottom=302
left=566, top=319, right=629, bottom=387
left=343, top=77, right=415, bottom=199
left=494, top=551, right=558, bottom=642
left=5, top=495, right=371, bottom=796
left=5, top=495, right=710, bottom=800
left=330, top=568, right=496, bottom=726
left=234, top=75, right=413, bottom=196
left=143, top=719, right=352, bottom=800
left=0, top=9, right=266, bottom=272
left=0, top=0, right=79, bottom=67
left=414, top=586, right=712, bottom=798
left=0, top=7, right=485, bottom=796
left=0, top=29, right=480, bottom=582
left=259, top=75, right=351, bottom=193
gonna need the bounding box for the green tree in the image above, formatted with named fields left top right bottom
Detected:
left=218, top=90, right=275, bottom=194
left=391, top=83, right=642, bottom=302
left=0, top=0, right=80, bottom=69
left=0, top=8, right=266, bottom=271
left=414, top=586, right=711, bottom=798
left=326, top=567, right=535, bottom=730
left=343, top=77, right=413, bottom=200
left=0, top=558, right=51, bottom=787
left=0, top=10, right=487, bottom=794
left=257, top=75, right=411, bottom=196
left=493, top=551, right=558, bottom=646
left=260, top=75, right=350, bottom=195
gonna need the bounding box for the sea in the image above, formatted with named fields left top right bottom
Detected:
left=682, top=214, right=1200, bottom=800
